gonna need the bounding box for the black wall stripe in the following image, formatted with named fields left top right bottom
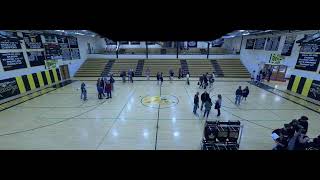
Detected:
left=21, top=75, right=31, bottom=91
left=56, top=68, right=62, bottom=81
left=32, top=73, right=40, bottom=89
left=49, top=70, right=55, bottom=83
left=296, top=77, right=306, bottom=94
left=287, top=75, right=295, bottom=90
left=41, top=71, right=48, bottom=85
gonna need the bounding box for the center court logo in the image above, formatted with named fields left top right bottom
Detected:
left=141, top=95, right=179, bottom=108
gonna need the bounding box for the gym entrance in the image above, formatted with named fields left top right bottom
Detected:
left=59, top=64, right=70, bottom=80
left=264, top=64, right=287, bottom=82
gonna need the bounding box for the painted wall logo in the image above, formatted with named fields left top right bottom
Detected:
left=269, top=54, right=284, bottom=64
left=187, top=41, right=197, bottom=48
left=0, top=78, right=20, bottom=101
left=308, top=80, right=320, bottom=101
left=141, top=95, right=179, bottom=108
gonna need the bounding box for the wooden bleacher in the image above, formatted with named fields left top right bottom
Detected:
left=74, top=59, right=109, bottom=77
left=186, top=59, right=214, bottom=77
left=109, top=59, right=139, bottom=76
left=143, top=59, right=181, bottom=76
left=215, top=59, right=250, bottom=78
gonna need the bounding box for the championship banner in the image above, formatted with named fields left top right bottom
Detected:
left=0, top=78, right=20, bottom=101
left=27, top=51, right=45, bottom=67
left=245, top=39, right=255, bottom=49
left=269, top=54, right=284, bottom=64
left=0, top=31, right=22, bottom=49
left=281, top=35, right=296, bottom=56
left=265, top=36, right=281, bottom=51
left=253, top=38, right=266, bottom=50
left=71, top=49, right=81, bottom=60
left=308, top=80, right=320, bottom=101
left=61, top=49, right=72, bottom=60
left=295, top=53, right=320, bottom=72
left=57, top=35, right=70, bottom=49
left=0, top=52, right=27, bottom=71
left=187, top=41, right=197, bottom=48
left=44, top=44, right=61, bottom=60
left=45, top=60, right=57, bottom=70
left=68, top=37, right=79, bottom=48
left=23, top=33, right=43, bottom=49
left=43, top=34, right=57, bottom=43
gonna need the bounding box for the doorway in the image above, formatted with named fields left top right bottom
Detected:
left=59, top=65, right=70, bottom=80
left=264, top=64, right=287, bottom=82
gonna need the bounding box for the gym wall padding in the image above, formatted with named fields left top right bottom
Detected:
left=0, top=68, right=62, bottom=102
left=287, top=75, right=320, bottom=101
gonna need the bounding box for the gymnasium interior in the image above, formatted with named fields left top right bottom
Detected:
left=0, top=30, right=319, bottom=150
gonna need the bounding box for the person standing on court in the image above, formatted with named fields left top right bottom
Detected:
left=215, top=94, right=222, bottom=117
left=186, top=72, right=190, bottom=85
left=193, top=92, right=199, bottom=114
left=100, top=77, right=105, bottom=97
left=96, top=78, right=101, bottom=99
left=105, top=80, right=112, bottom=99
left=235, top=86, right=242, bottom=105
left=160, top=72, right=164, bottom=86
left=178, top=68, right=182, bottom=79
left=200, top=91, right=209, bottom=111
left=80, top=82, right=87, bottom=101
left=242, top=86, right=249, bottom=101
left=199, top=75, right=204, bottom=88
left=251, top=70, right=255, bottom=83
left=203, top=74, right=208, bottom=89
left=128, top=69, right=131, bottom=82
left=169, top=68, right=174, bottom=82
left=156, top=72, right=160, bottom=85
left=267, top=68, right=272, bottom=82
left=145, top=67, right=151, bottom=80
left=110, top=73, right=115, bottom=91
left=130, top=69, right=134, bottom=83
left=203, top=98, right=213, bottom=120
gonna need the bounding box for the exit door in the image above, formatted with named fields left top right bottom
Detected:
left=264, top=64, right=287, bottom=82
left=59, top=65, right=70, bottom=80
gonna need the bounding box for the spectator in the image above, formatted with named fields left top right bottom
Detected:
left=96, top=78, right=103, bottom=99
left=193, top=92, right=199, bottom=115
left=273, top=130, right=289, bottom=150
left=156, top=72, right=160, bottom=85
left=160, top=72, right=164, bottom=86
left=235, top=86, right=242, bottom=105
left=130, top=69, right=134, bottom=83
left=200, top=91, right=209, bottom=111
left=267, top=68, right=272, bottom=82
left=203, top=98, right=213, bottom=120
left=199, top=75, right=204, bottom=88
left=145, top=67, right=151, bottom=81
left=298, top=116, right=309, bottom=133
left=80, top=82, right=87, bottom=101
left=110, top=74, right=115, bottom=91
left=105, top=80, right=112, bottom=99
left=251, top=70, right=256, bottom=83
left=256, top=74, right=261, bottom=85
left=295, top=128, right=310, bottom=150
left=214, top=94, right=222, bottom=117
left=169, top=68, right=174, bottom=82
left=203, top=74, right=208, bottom=89
left=121, top=70, right=126, bottom=83
left=186, top=72, right=190, bottom=85
left=242, top=86, right=249, bottom=101
left=128, top=69, right=131, bottom=82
